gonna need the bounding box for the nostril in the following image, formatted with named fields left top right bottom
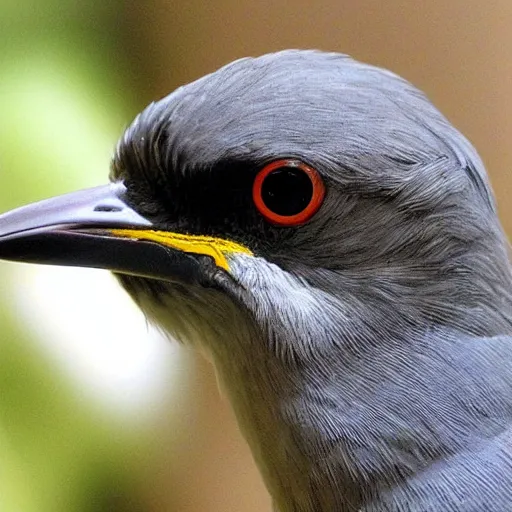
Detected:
left=94, top=205, right=123, bottom=213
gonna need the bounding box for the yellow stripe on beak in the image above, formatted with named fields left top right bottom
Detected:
left=109, top=229, right=252, bottom=271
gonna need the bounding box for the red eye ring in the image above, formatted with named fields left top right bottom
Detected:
left=252, top=159, right=325, bottom=226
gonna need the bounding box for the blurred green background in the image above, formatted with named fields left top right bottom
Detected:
left=1, top=1, right=512, bottom=511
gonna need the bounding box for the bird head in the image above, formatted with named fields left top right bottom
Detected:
left=1, top=50, right=512, bottom=510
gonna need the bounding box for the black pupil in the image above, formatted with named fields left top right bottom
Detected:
left=260, top=167, right=313, bottom=216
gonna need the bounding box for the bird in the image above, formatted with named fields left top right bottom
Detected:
left=1, top=49, right=512, bottom=511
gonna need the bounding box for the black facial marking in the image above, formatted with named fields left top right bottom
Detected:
left=113, top=151, right=294, bottom=255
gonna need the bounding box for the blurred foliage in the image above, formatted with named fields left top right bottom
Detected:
left=0, top=1, right=158, bottom=511
left=0, top=7, right=132, bottom=204
left=0, top=302, right=148, bottom=511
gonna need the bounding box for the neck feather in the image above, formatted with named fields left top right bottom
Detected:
left=214, top=322, right=512, bottom=511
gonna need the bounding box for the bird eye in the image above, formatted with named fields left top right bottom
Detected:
left=252, top=159, right=325, bottom=226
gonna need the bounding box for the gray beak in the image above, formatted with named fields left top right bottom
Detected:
left=0, top=182, right=204, bottom=281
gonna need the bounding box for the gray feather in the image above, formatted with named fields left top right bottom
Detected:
left=113, top=50, right=512, bottom=511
